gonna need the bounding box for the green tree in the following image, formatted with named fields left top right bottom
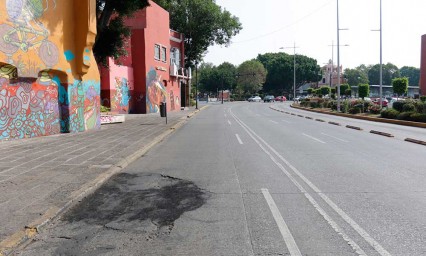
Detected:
left=155, top=0, right=242, bottom=67
left=338, top=83, right=351, bottom=97
left=198, top=62, right=217, bottom=93
left=236, top=60, right=267, bottom=96
left=217, top=62, right=237, bottom=91
left=94, top=0, right=150, bottom=65
left=392, top=77, right=409, bottom=99
left=257, top=53, right=321, bottom=96
left=320, top=86, right=331, bottom=97
left=358, top=84, right=370, bottom=100
left=307, top=88, right=314, bottom=95
left=400, top=66, right=420, bottom=86
left=344, top=67, right=369, bottom=87
left=368, top=63, right=400, bottom=85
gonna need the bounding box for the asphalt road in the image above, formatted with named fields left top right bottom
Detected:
left=18, top=102, right=426, bottom=256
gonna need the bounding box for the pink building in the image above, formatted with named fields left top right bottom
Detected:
left=420, top=34, right=426, bottom=96
left=101, top=1, right=191, bottom=114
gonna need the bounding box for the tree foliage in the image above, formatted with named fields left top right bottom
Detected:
left=368, top=63, right=400, bottom=85
left=320, top=86, right=331, bottom=96
left=344, top=66, right=369, bottom=87
left=358, top=84, right=370, bottom=99
left=197, top=62, right=237, bottom=94
left=257, top=52, right=321, bottom=96
left=236, top=60, right=267, bottom=96
left=155, top=0, right=242, bottom=67
left=94, top=0, right=150, bottom=65
left=400, top=66, right=420, bottom=86
left=392, top=77, right=409, bottom=97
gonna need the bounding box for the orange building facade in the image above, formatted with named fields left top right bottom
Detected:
left=0, top=0, right=101, bottom=140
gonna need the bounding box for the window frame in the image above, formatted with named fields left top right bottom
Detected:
left=154, top=44, right=160, bottom=60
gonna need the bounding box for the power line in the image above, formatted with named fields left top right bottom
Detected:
left=232, top=0, right=333, bottom=44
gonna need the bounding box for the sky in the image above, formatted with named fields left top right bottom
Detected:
left=203, top=0, right=426, bottom=70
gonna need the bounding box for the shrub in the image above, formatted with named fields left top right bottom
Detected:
left=402, top=103, right=416, bottom=112
left=363, top=101, right=373, bottom=110
left=420, top=96, right=426, bottom=102
left=381, top=109, right=400, bottom=119
left=408, top=113, right=426, bottom=122
left=348, top=107, right=361, bottom=114
left=414, top=101, right=426, bottom=114
left=397, top=111, right=416, bottom=121
left=300, top=101, right=310, bottom=107
left=368, top=104, right=381, bottom=114
left=329, top=100, right=337, bottom=110
left=392, top=101, right=406, bottom=112
left=341, top=100, right=350, bottom=113
left=100, top=105, right=111, bottom=112
left=309, top=102, right=320, bottom=108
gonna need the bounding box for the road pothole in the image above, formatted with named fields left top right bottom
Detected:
left=63, top=173, right=210, bottom=232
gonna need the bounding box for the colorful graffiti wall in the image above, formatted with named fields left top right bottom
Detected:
left=146, top=68, right=180, bottom=113
left=111, top=77, right=131, bottom=114
left=0, top=0, right=101, bottom=140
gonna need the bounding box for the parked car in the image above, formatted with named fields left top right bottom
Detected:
left=248, top=96, right=261, bottom=102
left=263, top=95, right=275, bottom=102
left=373, top=98, right=388, bottom=107
left=275, top=96, right=287, bottom=102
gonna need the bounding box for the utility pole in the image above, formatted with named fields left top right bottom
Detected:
left=279, top=43, right=298, bottom=101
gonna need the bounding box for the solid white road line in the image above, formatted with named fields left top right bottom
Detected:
left=302, top=133, right=326, bottom=144
left=270, top=120, right=279, bottom=124
left=228, top=120, right=232, bottom=126
left=321, top=132, right=349, bottom=142
left=235, top=134, right=243, bottom=144
left=261, top=188, right=302, bottom=256
left=230, top=110, right=390, bottom=256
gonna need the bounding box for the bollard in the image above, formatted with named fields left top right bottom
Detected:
left=160, top=102, right=167, bottom=124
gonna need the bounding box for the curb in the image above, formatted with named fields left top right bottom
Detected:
left=290, top=105, right=426, bottom=129
left=0, top=108, right=205, bottom=256
left=404, top=138, right=426, bottom=146
left=328, top=121, right=341, bottom=126
left=346, top=125, right=363, bottom=131
left=370, top=130, right=394, bottom=137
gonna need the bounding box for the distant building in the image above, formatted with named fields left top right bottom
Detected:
left=100, top=1, right=191, bottom=114
left=318, top=60, right=346, bottom=87
left=420, top=34, right=426, bottom=95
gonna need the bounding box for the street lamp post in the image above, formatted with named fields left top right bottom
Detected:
left=336, top=0, right=349, bottom=112
left=280, top=43, right=298, bottom=101
left=372, top=0, right=383, bottom=109
left=195, top=62, right=198, bottom=109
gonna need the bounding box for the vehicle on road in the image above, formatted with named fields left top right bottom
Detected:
left=263, top=95, right=275, bottom=102
left=248, top=96, right=261, bottom=102
left=275, top=96, right=287, bottom=102
left=372, top=98, right=388, bottom=107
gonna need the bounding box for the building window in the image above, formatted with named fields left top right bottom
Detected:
left=161, top=46, right=167, bottom=62
left=154, top=44, right=160, bottom=60
left=170, top=47, right=181, bottom=68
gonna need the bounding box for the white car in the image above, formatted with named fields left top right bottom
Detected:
left=248, top=96, right=261, bottom=102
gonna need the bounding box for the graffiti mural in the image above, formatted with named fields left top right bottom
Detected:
left=146, top=68, right=167, bottom=113
left=111, top=77, right=130, bottom=113
left=0, top=0, right=59, bottom=74
left=0, top=1, right=101, bottom=140
left=0, top=74, right=60, bottom=139
left=57, top=79, right=100, bottom=133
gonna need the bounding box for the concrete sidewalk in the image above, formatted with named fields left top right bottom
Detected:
left=0, top=106, right=206, bottom=255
